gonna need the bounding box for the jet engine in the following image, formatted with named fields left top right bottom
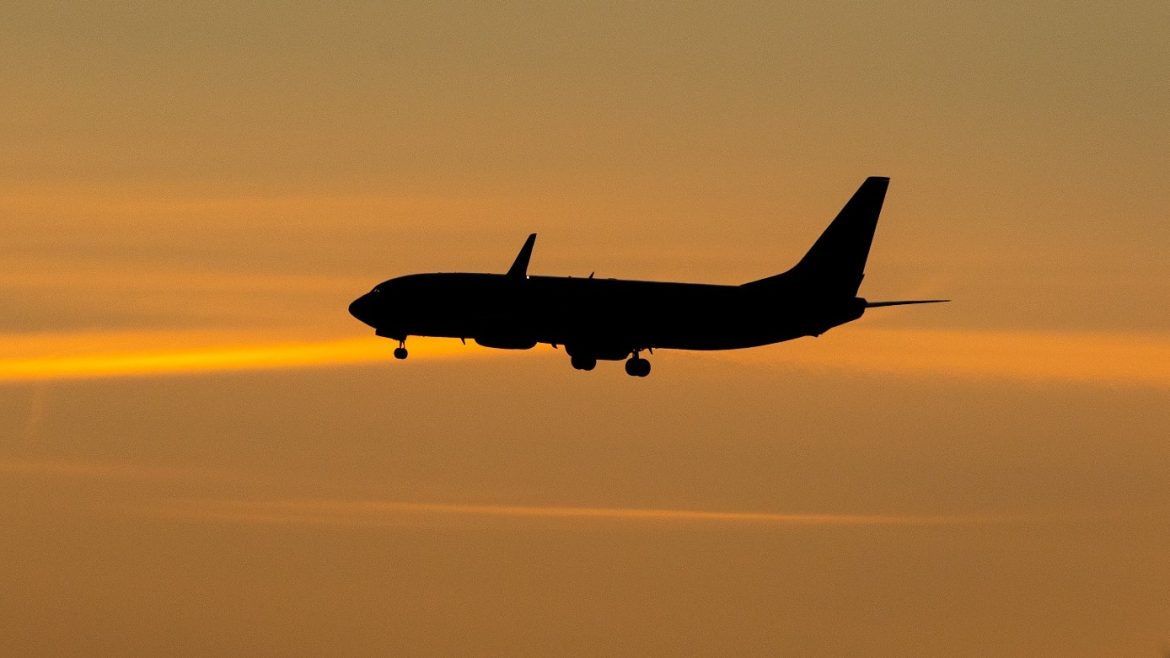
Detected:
left=474, top=336, right=538, bottom=350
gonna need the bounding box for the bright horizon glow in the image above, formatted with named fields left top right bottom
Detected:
left=2, top=326, right=1168, bottom=386
left=0, top=332, right=474, bottom=382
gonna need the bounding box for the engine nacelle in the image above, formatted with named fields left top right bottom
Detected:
left=565, top=343, right=631, bottom=361
left=474, top=336, right=537, bottom=350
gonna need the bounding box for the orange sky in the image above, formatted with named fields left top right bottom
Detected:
left=2, top=3, right=1168, bottom=656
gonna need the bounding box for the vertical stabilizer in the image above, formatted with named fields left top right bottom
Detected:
left=790, top=176, right=887, bottom=295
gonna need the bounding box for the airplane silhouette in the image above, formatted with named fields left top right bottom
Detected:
left=349, top=177, right=946, bottom=376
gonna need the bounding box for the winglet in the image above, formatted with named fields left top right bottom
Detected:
left=506, top=233, right=537, bottom=278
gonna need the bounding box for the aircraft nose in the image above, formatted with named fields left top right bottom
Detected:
left=348, top=293, right=377, bottom=327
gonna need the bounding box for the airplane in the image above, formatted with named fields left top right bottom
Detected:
left=348, top=176, right=946, bottom=376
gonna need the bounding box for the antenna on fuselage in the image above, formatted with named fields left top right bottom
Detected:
left=506, top=233, right=537, bottom=279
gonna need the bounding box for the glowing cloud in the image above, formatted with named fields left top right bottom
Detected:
left=730, top=327, right=1170, bottom=387
left=143, top=497, right=1000, bottom=528
left=0, top=459, right=1004, bottom=528
left=1, top=327, right=1168, bottom=386
left=0, top=330, right=474, bottom=382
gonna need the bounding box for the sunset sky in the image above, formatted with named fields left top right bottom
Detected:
left=2, top=3, right=1168, bottom=655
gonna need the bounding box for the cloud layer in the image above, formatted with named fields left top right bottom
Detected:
left=3, top=327, right=1168, bottom=386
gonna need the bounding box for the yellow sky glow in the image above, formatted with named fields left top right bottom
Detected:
left=0, top=331, right=471, bottom=382
left=2, top=327, right=1167, bottom=386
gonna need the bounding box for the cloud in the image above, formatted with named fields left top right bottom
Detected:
left=1, top=327, right=1168, bottom=386
left=0, top=459, right=238, bottom=483
left=0, top=459, right=1005, bottom=528
left=0, top=330, right=472, bottom=382
left=139, top=497, right=1001, bottom=528
left=728, top=327, right=1170, bottom=387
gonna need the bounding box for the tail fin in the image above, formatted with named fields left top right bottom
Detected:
left=790, top=176, right=888, bottom=295
left=745, top=177, right=889, bottom=297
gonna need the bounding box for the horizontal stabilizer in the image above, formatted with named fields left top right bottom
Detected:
left=865, top=299, right=950, bottom=308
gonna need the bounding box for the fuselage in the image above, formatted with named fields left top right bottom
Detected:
left=348, top=271, right=865, bottom=360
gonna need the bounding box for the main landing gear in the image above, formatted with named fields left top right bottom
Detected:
left=393, top=339, right=408, bottom=360
left=570, top=354, right=597, bottom=371
left=624, top=352, right=651, bottom=378
left=569, top=350, right=651, bottom=376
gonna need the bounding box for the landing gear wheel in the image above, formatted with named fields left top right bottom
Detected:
left=570, top=354, right=597, bottom=371
left=625, top=357, right=650, bottom=377
left=393, top=346, right=408, bottom=360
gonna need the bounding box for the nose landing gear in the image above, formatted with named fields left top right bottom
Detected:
left=393, top=339, right=408, bottom=360
left=625, top=352, right=651, bottom=377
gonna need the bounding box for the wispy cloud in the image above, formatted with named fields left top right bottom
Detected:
left=0, top=330, right=472, bottom=382
left=0, top=458, right=238, bottom=483
left=732, top=327, right=1170, bottom=387
left=1, top=458, right=1003, bottom=528
left=141, top=497, right=1000, bottom=528
left=2, top=327, right=1169, bottom=386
